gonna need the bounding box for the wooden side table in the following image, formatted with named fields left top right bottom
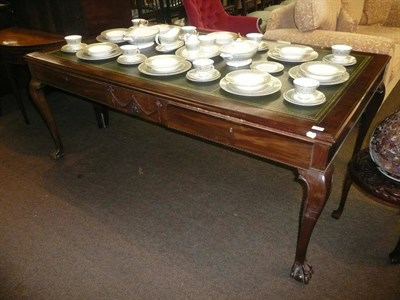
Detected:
left=0, top=27, right=64, bottom=123
left=332, top=148, right=400, bottom=264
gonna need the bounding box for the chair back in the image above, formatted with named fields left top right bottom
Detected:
left=182, top=0, right=230, bottom=31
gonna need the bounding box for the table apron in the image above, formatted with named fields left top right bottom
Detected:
left=29, top=62, right=333, bottom=171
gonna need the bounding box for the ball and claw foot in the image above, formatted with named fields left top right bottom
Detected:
left=290, top=261, right=314, bottom=284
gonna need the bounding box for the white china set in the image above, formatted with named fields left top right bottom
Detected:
left=60, top=19, right=355, bottom=106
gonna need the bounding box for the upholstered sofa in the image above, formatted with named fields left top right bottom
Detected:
left=263, top=0, right=400, bottom=100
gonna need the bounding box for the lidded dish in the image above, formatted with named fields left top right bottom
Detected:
left=220, top=39, right=258, bottom=67
left=123, top=24, right=159, bottom=47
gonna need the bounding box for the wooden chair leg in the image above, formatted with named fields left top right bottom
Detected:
left=331, top=169, right=353, bottom=219
left=389, top=236, right=400, bottom=264
left=93, top=103, right=109, bottom=128
left=5, top=63, right=29, bottom=124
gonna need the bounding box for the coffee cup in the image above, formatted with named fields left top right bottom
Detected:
left=193, top=58, right=214, bottom=77
left=120, top=45, right=140, bottom=57
left=65, top=35, right=82, bottom=50
left=293, top=77, right=319, bottom=100
left=331, top=44, right=352, bottom=62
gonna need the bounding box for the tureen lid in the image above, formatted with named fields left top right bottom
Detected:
left=220, top=39, right=258, bottom=53
left=125, top=25, right=158, bottom=37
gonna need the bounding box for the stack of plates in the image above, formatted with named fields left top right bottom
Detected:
left=220, top=69, right=282, bottom=96
left=76, top=42, right=122, bottom=60
left=289, top=61, right=349, bottom=85
left=268, top=44, right=318, bottom=62
left=138, top=54, right=191, bottom=76
left=97, top=28, right=128, bottom=43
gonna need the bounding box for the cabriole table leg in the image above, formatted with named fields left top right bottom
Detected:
left=291, top=165, right=334, bottom=284
left=29, top=79, right=64, bottom=159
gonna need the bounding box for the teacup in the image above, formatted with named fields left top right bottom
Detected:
left=120, top=45, right=140, bottom=58
left=65, top=35, right=82, bottom=50
left=246, top=32, right=263, bottom=43
left=331, top=44, right=352, bottom=62
left=198, top=35, right=216, bottom=50
left=193, top=58, right=214, bottom=77
left=132, top=18, right=149, bottom=27
left=293, top=77, right=319, bottom=100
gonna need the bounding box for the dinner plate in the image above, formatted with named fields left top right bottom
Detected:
left=155, top=40, right=184, bottom=52
left=289, top=65, right=350, bottom=85
left=186, top=69, right=221, bottom=82
left=250, top=61, right=284, bottom=73
left=220, top=76, right=282, bottom=97
left=284, top=89, right=326, bottom=106
left=117, top=54, right=147, bottom=65
left=175, top=45, right=221, bottom=61
left=76, top=47, right=122, bottom=60
left=138, top=60, right=192, bottom=76
left=323, top=54, right=357, bottom=66
left=61, top=43, right=87, bottom=53
left=268, top=49, right=319, bottom=62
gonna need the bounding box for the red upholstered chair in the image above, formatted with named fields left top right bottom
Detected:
left=182, top=0, right=262, bottom=36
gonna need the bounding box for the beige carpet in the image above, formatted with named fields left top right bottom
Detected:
left=0, top=84, right=399, bottom=299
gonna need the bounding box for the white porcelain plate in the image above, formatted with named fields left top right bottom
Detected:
left=268, top=48, right=318, bottom=62
left=289, top=65, right=350, bottom=85
left=250, top=61, right=284, bottom=73
left=76, top=43, right=122, bottom=60
left=186, top=69, right=221, bottom=82
left=117, top=54, right=147, bottom=65
left=61, top=43, right=87, bottom=53
left=138, top=60, right=192, bottom=76
left=284, top=89, right=326, bottom=106
left=220, top=76, right=282, bottom=97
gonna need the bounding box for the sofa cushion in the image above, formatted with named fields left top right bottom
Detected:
left=294, top=0, right=342, bottom=32
left=336, top=7, right=358, bottom=32
left=341, top=0, right=365, bottom=25
left=360, top=0, right=392, bottom=25
left=385, top=0, right=400, bottom=27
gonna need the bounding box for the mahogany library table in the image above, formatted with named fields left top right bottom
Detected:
left=25, top=40, right=389, bottom=284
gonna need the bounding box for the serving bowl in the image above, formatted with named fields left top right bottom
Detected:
left=220, top=39, right=258, bottom=66
left=144, top=54, right=185, bottom=73
left=299, top=61, right=346, bottom=82
left=123, top=25, right=159, bottom=46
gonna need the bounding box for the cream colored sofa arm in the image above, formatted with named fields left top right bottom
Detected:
left=266, top=2, right=296, bottom=30
left=264, top=29, right=395, bottom=55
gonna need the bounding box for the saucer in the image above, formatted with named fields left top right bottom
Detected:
left=220, top=76, right=282, bottom=97
left=226, top=59, right=252, bottom=67
left=284, top=89, right=326, bottom=106
left=61, top=43, right=87, bottom=53
left=323, top=54, right=357, bottom=66
left=186, top=69, right=221, bottom=82
left=268, top=49, right=319, bottom=62
left=250, top=61, right=284, bottom=73
left=155, top=40, right=184, bottom=52
left=117, top=54, right=147, bottom=65
left=138, top=60, right=192, bottom=76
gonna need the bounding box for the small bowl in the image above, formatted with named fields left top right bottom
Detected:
left=85, top=43, right=115, bottom=57
left=145, top=55, right=184, bottom=73
left=226, top=69, right=271, bottom=92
